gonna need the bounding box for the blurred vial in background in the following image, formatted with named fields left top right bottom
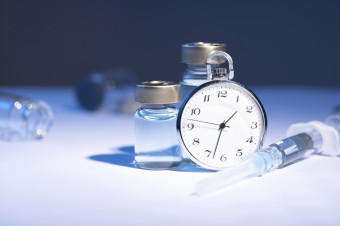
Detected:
left=134, top=81, right=182, bottom=170
left=180, top=42, right=227, bottom=100
left=75, top=68, right=139, bottom=113
left=0, top=93, right=53, bottom=141
left=180, top=42, right=227, bottom=162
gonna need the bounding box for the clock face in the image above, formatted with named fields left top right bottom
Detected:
left=177, top=81, right=266, bottom=170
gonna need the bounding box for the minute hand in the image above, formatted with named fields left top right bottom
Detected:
left=212, top=111, right=238, bottom=159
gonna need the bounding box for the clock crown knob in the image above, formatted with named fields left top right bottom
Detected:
left=206, top=51, right=234, bottom=81
left=214, top=68, right=228, bottom=78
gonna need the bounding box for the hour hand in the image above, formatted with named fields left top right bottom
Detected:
left=224, top=111, right=237, bottom=124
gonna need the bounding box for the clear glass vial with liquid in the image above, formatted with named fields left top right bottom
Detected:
left=180, top=42, right=227, bottom=100
left=134, top=81, right=182, bottom=170
left=0, top=92, right=53, bottom=141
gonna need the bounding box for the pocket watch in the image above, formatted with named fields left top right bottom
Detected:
left=177, top=51, right=267, bottom=170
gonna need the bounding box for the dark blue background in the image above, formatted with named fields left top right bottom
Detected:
left=1, top=0, right=339, bottom=86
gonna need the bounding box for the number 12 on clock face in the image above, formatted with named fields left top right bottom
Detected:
left=177, top=80, right=267, bottom=170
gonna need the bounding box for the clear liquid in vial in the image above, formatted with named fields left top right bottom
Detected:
left=134, top=106, right=182, bottom=170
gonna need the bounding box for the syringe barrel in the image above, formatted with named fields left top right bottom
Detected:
left=271, top=133, right=314, bottom=167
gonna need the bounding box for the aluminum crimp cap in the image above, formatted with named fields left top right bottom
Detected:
left=181, top=42, right=227, bottom=65
left=135, top=81, right=180, bottom=104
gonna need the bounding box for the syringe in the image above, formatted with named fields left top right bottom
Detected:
left=195, top=114, right=340, bottom=195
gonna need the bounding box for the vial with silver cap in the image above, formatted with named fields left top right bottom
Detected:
left=134, top=81, right=182, bottom=170
left=180, top=42, right=227, bottom=100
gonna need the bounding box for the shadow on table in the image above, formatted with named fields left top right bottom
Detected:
left=88, top=145, right=136, bottom=169
left=88, top=145, right=213, bottom=173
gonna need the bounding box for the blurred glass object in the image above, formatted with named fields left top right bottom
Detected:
left=0, top=93, right=53, bottom=141
left=75, top=68, right=139, bottom=113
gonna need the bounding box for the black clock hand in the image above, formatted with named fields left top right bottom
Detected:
left=212, top=111, right=237, bottom=158
left=187, top=118, right=229, bottom=127
left=212, top=121, right=227, bottom=158
left=224, top=111, right=237, bottom=124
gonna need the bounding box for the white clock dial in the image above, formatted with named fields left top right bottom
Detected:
left=177, top=80, right=266, bottom=170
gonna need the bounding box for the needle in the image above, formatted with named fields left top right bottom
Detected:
left=195, top=113, right=340, bottom=196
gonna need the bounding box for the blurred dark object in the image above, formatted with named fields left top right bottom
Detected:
left=75, top=68, right=137, bottom=111
left=332, top=105, right=340, bottom=115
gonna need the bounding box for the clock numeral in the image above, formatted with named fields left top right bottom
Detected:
left=236, top=95, right=239, bottom=102
left=193, top=138, right=200, bottom=145
left=204, top=150, right=212, bottom=157
left=251, top=122, right=258, bottom=129
left=203, top=95, right=210, bottom=102
left=220, top=154, right=227, bottom=162
left=218, top=90, right=227, bottom=98
left=246, top=136, right=253, bottom=143
left=236, top=149, right=243, bottom=156
left=187, top=123, right=194, bottom=130
left=246, top=105, right=254, bottom=113
left=191, top=108, right=201, bottom=115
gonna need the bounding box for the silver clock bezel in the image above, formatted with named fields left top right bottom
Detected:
left=177, top=80, right=267, bottom=170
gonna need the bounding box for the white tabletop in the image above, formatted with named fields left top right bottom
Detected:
left=1, top=86, right=340, bottom=226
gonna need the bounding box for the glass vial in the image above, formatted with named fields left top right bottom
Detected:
left=180, top=42, right=227, bottom=100
left=180, top=42, right=227, bottom=162
left=134, top=81, right=182, bottom=170
left=0, top=92, right=53, bottom=141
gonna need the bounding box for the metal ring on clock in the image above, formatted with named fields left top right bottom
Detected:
left=206, top=51, right=234, bottom=81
